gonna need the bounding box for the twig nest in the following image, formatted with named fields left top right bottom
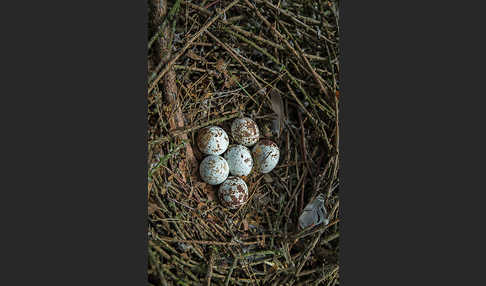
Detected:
left=231, top=117, right=260, bottom=147
left=218, top=176, right=249, bottom=209
left=199, top=155, right=229, bottom=185
left=252, top=140, right=280, bottom=174
left=197, top=126, right=229, bottom=155
left=224, top=145, right=253, bottom=176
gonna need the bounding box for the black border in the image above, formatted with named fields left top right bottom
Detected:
left=2, top=0, right=148, bottom=284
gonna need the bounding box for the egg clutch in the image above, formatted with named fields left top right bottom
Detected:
left=197, top=117, right=280, bottom=209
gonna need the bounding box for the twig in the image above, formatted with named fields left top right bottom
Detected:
left=291, top=219, right=340, bottom=241
left=224, top=257, right=239, bottom=286
left=181, top=0, right=212, bottom=16
left=158, top=236, right=260, bottom=246
left=295, top=231, right=323, bottom=275
left=224, top=27, right=281, bottom=65
left=205, top=30, right=264, bottom=95
left=260, top=0, right=335, bottom=44
left=279, top=21, right=329, bottom=97
left=149, top=0, right=240, bottom=94
left=148, top=0, right=182, bottom=50
left=149, top=113, right=238, bottom=145
left=226, top=23, right=285, bottom=50
left=206, top=248, right=215, bottom=286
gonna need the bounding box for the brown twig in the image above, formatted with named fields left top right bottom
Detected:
left=206, top=248, right=215, bottom=286
left=149, top=0, right=240, bottom=94
left=149, top=113, right=238, bottom=145
left=158, top=236, right=260, bottom=246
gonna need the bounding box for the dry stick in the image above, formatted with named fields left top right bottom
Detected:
left=160, top=266, right=179, bottom=283
left=291, top=219, right=340, bottom=241
left=205, top=30, right=261, bottom=106
left=148, top=0, right=240, bottom=94
left=260, top=0, right=334, bottom=43
left=235, top=54, right=280, bottom=76
left=206, top=248, right=215, bottom=286
left=231, top=52, right=290, bottom=97
left=227, top=22, right=326, bottom=62
left=315, top=265, right=339, bottom=286
left=149, top=240, right=172, bottom=260
left=226, top=15, right=245, bottom=23
left=149, top=113, right=238, bottom=145
left=196, top=215, right=224, bottom=241
left=153, top=0, right=198, bottom=179
left=205, top=30, right=263, bottom=90
left=224, top=27, right=280, bottom=65
left=181, top=0, right=212, bottom=16
left=224, top=20, right=324, bottom=99
left=212, top=272, right=262, bottom=283
left=254, top=72, right=287, bottom=116
left=285, top=82, right=330, bottom=148
left=303, top=53, right=328, bottom=62
left=322, top=232, right=340, bottom=244
left=297, top=110, right=312, bottom=177
left=279, top=21, right=330, bottom=98
left=148, top=0, right=182, bottom=50
left=329, top=94, right=340, bottom=199
left=243, top=0, right=333, bottom=119
left=287, top=67, right=332, bottom=123
left=227, top=24, right=285, bottom=50
left=296, top=267, right=321, bottom=278
left=243, top=0, right=296, bottom=59
left=224, top=257, right=239, bottom=286
left=159, top=236, right=259, bottom=246
left=283, top=168, right=308, bottom=221
left=220, top=24, right=324, bottom=113
left=242, top=0, right=308, bottom=76
left=295, top=230, right=323, bottom=276
left=174, top=65, right=207, bottom=73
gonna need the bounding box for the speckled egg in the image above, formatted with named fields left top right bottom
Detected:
left=224, top=145, right=253, bottom=176
left=252, top=140, right=280, bottom=174
left=218, top=176, right=249, bottom=209
left=231, top=118, right=260, bottom=147
left=197, top=126, right=229, bottom=155
left=199, top=155, right=229, bottom=185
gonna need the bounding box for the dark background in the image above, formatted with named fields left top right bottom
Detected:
left=0, top=0, right=484, bottom=284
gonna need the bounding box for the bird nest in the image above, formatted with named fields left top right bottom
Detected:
left=148, top=0, right=340, bottom=285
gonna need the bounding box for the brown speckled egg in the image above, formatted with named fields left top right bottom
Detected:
left=197, top=126, right=229, bottom=155
left=199, top=155, right=229, bottom=185
left=231, top=118, right=260, bottom=147
left=218, top=176, right=249, bottom=209
left=252, top=140, right=280, bottom=174
left=223, top=145, right=253, bottom=176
